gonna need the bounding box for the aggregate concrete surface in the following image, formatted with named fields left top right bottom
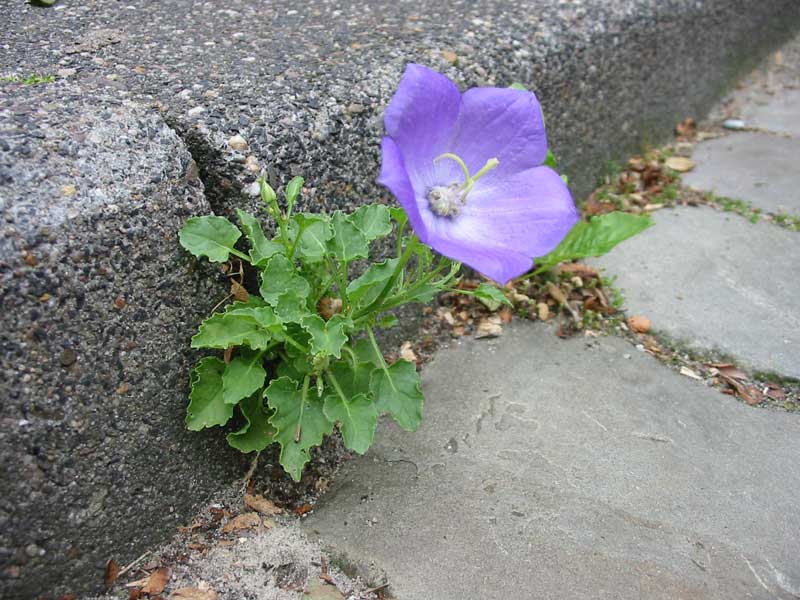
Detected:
left=305, top=323, right=800, bottom=600
left=3, top=0, right=800, bottom=597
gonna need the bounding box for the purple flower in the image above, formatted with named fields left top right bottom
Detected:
left=378, top=64, right=579, bottom=285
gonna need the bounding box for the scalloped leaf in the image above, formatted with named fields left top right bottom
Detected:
left=370, top=359, right=423, bottom=432
left=179, top=216, right=242, bottom=263
left=186, top=357, right=233, bottom=431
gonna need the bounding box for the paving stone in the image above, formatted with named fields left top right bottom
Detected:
left=741, top=89, right=800, bottom=137
left=305, top=322, right=800, bottom=600
left=683, top=133, right=800, bottom=215
left=592, top=206, right=800, bottom=378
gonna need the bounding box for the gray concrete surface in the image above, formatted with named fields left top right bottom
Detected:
left=0, top=80, right=246, bottom=599
left=592, top=207, right=800, bottom=378
left=683, top=133, right=800, bottom=215
left=305, top=323, right=800, bottom=600
left=685, top=37, right=800, bottom=214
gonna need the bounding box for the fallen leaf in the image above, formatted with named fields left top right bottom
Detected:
left=141, top=568, right=170, bottom=595
left=171, top=589, right=218, bottom=600
left=717, top=365, right=748, bottom=380
left=441, top=49, right=458, bottom=65
left=222, top=512, right=261, bottom=533
left=679, top=366, right=703, bottom=381
left=665, top=156, right=695, bottom=173
left=627, top=315, right=651, bottom=334
left=675, top=117, right=697, bottom=140
left=546, top=282, right=567, bottom=304
left=294, top=504, right=314, bottom=517
left=244, top=493, right=283, bottom=516
left=23, top=252, right=37, bottom=266
left=399, top=341, right=418, bottom=363
left=116, top=382, right=130, bottom=394
left=719, top=373, right=764, bottom=406
left=498, top=306, right=513, bottom=324
left=104, top=559, right=120, bottom=590
left=509, top=292, right=531, bottom=306
left=554, top=263, right=599, bottom=278
left=230, top=280, right=249, bottom=302
left=223, top=346, right=234, bottom=363
left=187, top=543, right=208, bottom=552
left=318, top=297, right=342, bottom=320
left=475, top=315, right=503, bottom=338
left=766, top=387, right=786, bottom=401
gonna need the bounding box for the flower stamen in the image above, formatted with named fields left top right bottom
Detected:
left=428, top=153, right=500, bottom=217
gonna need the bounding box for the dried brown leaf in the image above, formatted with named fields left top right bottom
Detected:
left=141, top=568, right=170, bottom=595
left=665, top=156, right=695, bottom=173
left=171, top=588, right=218, bottom=600
left=475, top=315, right=503, bottom=338
left=554, top=263, right=600, bottom=278
left=104, top=559, right=120, bottom=590
left=230, top=280, right=249, bottom=302
left=244, top=493, right=283, bottom=516
left=498, top=307, right=513, bottom=324
left=546, top=282, right=567, bottom=305
left=536, top=302, right=550, bottom=321
left=222, top=512, right=261, bottom=533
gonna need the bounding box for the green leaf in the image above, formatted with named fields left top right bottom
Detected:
left=222, top=349, right=267, bottom=404
left=191, top=312, right=273, bottom=350
left=370, top=360, right=424, bottom=432
left=290, top=213, right=332, bottom=263
left=509, top=82, right=528, bottom=91
left=179, top=216, right=242, bottom=263
left=353, top=338, right=382, bottom=366
left=474, top=283, right=512, bottom=311
left=274, top=290, right=311, bottom=323
left=186, top=357, right=233, bottom=430
left=351, top=204, right=392, bottom=241
left=544, top=149, right=558, bottom=169
left=535, top=212, right=653, bottom=273
left=378, top=314, right=399, bottom=328
left=259, top=254, right=311, bottom=305
left=285, top=176, right=304, bottom=214
left=323, top=392, right=377, bottom=454
left=388, top=207, right=408, bottom=229
left=399, top=283, right=439, bottom=305
left=266, top=377, right=333, bottom=481
left=224, top=296, right=267, bottom=312
left=236, top=209, right=284, bottom=266
left=328, top=359, right=374, bottom=400
left=346, top=258, right=399, bottom=306
left=302, top=314, right=352, bottom=358
left=228, top=306, right=286, bottom=339
left=226, top=394, right=275, bottom=453
left=328, top=211, right=369, bottom=262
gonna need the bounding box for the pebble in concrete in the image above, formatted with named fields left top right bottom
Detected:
left=305, top=323, right=800, bottom=600
left=592, top=207, right=800, bottom=379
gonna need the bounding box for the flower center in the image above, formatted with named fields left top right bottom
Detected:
left=426, top=153, right=499, bottom=217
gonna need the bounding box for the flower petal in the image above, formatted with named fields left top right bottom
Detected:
left=419, top=166, right=578, bottom=284
left=384, top=64, right=461, bottom=191
left=377, top=137, right=428, bottom=241
left=449, top=87, right=547, bottom=181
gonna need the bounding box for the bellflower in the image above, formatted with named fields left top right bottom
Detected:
left=378, top=64, right=579, bottom=285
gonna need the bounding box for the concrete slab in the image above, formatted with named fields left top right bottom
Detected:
left=305, top=323, right=800, bottom=600
left=591, top=206, right=800, bottom=378
left=683, top=133, right=800, bottom=215
left=742, top=89, right=800, bottom=138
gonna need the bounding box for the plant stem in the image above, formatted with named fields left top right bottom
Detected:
left=353, top=235, right=419, bottom=320
left=325, top=368, right=349, bottom=402
left=228, top=248, right=251, bottom=262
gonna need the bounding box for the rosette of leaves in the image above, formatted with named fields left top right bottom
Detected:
left=179, top=177, right=470, bottom=481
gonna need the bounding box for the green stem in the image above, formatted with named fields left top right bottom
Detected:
left=295, top=375, right=310, bottom=442
left=366, top=326, right=390, bottom=373
left=228, top=248, right=251, bottom=263
left=353, top=235, right=419, bottom=320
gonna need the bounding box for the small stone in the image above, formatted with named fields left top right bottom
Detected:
left=441, top=49, right=458, bottom=64
left=113, top=296, right=126, bottom=309
left=25, top=544, right=42, bottom=558
left=187, top=106, right=205, bottom=117
left=627, top=315, right=651, bottom=333
left=244, top=155, right=260, bottom=173
left=133, top=65, right=147, bottom=74
left=722, top=118, right=746, bottom=130
left=61, top=184, right=77, bottom=196
left=59, top=349, right=77, bottom=367
left=228, top=134, right=248, bottom=151
left=57, top=68, right=76, bottom=78
left=346, top=103, right=365, bottom=115
left=536, top=302, right=550, bottom=321
left=23, top=252, right=37, bottom=267
left=675, top=142, right=694, bottom=157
